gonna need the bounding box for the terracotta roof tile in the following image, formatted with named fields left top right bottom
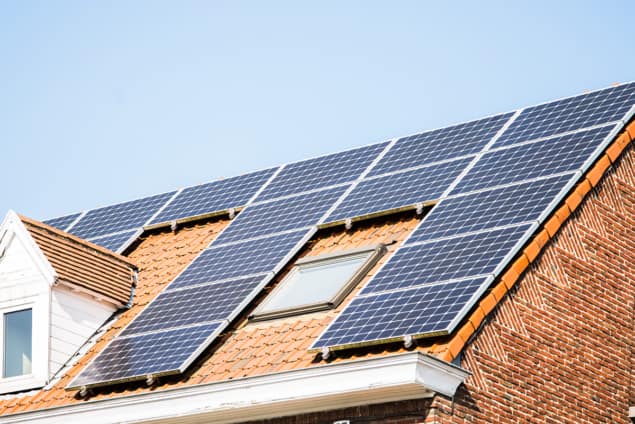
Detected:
left=20, top=215, right=136, bottom=305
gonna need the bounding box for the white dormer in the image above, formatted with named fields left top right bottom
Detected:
left=0, top=211, right=136, bottom=394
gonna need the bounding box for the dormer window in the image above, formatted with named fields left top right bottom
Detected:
left=251, top=245, right=386, bottom=321
left=0, top=211, right=137, bottom=394
left=3, top=308, right=32, bottom=378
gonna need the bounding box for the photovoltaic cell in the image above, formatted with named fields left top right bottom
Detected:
left=494, top=82, right=635, bottom=147
left=256, top=142, right=388, bottom=201
left=311, top=277, right=487, bottom=349
left=87, top=230, right=138, bottom=252
left=122, top=275, right=266, bottom=336
left=327, top=158, right=470, bottom=222
left=69, top=322, right=222, bottom=389
left=214, top=186, right=347, bottom=245
left=453, top=125, right=613, bottom=194
left=409, top=174, right=572, bottom=243
left=70, top=191, right=176, bottom=239
left=171, top=230, right=308, bottom=289
left=369, top=113, right=513, bottom=176
left=362, top=224, right=532, bottom=294
left=149, top=168, right=277, bottom=225
left=43, top=212, right=82, bottom=232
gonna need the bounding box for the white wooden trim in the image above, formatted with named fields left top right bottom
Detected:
left=0, top=352, right=468, bottom=424
left=0, top=211, right=57, bottom=286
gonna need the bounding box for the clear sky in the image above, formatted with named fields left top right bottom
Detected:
left=1, top=1, right=634, bottom=220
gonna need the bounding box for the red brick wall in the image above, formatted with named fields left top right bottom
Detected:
left=245, top=145, right=634, bottom=424
left=428, top=144, right=635, bottom=423
left=246, top=399, right=433, bottom=424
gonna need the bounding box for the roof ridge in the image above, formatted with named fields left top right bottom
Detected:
left=18, top=214, right=137, bottom=269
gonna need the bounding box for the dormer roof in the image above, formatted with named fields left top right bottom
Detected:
left=18, top=214, right=137, bottom=307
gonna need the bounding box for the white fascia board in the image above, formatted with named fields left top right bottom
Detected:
left=0, top=352, right=468, bottom=424
left=0, top=211, right=57, bottom=286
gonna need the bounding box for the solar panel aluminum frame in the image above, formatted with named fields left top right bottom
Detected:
left=66, top=320, right=228, bottom=390
left=143, top=206, right=245, bottom=231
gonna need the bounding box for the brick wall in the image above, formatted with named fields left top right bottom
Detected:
left=244, top=145, right=634, bottom=424
left=426, top=144, right=635, bottom=423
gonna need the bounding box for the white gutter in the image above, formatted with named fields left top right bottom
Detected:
left=0, top=352, right=468, bottom=424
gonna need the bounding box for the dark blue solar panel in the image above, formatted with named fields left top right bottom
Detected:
left=327, top=158, right=470, bottom=222
left=369, top=113, right=513, bottom=177
left=257, top=142, right=388, bottom=201
left=409, top=175, right=573, bottom=243
left=494, top=82, right=635, bottom=147
left=69, top=322, right=222, bottom=388
left=454, top=125, right=613, bottom=194
left=171, top=230, right=308, bottom=289
left=70, top=191, right=176, bottom=239
left=215, top=186, right=347, bottom=245
left=43, top=212, right=82, bottom=232
left=362, top=224, right=531, bottom=294
left=122, top=275, right=266, bottom=336
left=312, top=277, right=487, bottom=349
left=149, top=168, right=277, bottom=225
left=88, top=230, right=138, bottom=252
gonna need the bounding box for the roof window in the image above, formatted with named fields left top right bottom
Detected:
left=251, top=245, right=385, bottom=321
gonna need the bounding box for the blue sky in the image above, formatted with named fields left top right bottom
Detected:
left=1, top=1, right=633, bottom=220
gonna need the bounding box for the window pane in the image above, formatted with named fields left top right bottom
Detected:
left=4, top=309, right=32, bottom=378
left=261, top=253, right=369, bottom=312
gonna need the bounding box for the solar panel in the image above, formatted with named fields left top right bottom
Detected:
left=361, top=224, right=532, bottom=294
left=408, top=174, right=573, bottom=243
left=326, top=158, right=470, bottom=222
left=311, top=277, right=487, bottom=349
left=171, top=230, right=309, bottom=289
left=122, top=275, right=266, bottom=336
left=87, top=230, right=138, bottom=252
left=149, top=168, right=277, bottom=225
left=256, top=142, right=388, bottom=201
left=453, top=125, right=613, bottom=194
left=70, top=191, right=176, bottom=239
left=43, top=212, right=82, bottom=232
left=369, top=113, right=513, bottom=176
left=214, top=186, right=347, bottom=245
left=68, top=322, right=223, bottom=389
left=494, top=82, right=635, bottom=147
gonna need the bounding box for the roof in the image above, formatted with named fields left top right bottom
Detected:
left=0, top=85, right=633, bottom=417
left=19, top=215, right=137, bottom=306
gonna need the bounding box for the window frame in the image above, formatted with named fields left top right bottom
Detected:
left=0, top=301, right=35, bottom=383
left=251, top=244, right=386, bottom=321
left=2, top=306, right=33, bottom=379
left=0, top=296, right=47, bottom=393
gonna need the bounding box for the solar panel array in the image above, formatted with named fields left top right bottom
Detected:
left=64, top=82, right=635, bottom=389
left=69, top=139, right=398, bottom=389
left=312, top=82, right=635, bottom=350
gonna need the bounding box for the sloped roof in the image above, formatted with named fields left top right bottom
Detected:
left=0, top=87, right=633, bottom=417
left=19, top=215, right=137, bottom=306
left=0, top=126, right=633, bottom=415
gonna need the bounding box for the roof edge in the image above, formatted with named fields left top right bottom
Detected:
left=0, top=352, right=467, bottom=424
left=437, top=119, right=635, bottom=363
